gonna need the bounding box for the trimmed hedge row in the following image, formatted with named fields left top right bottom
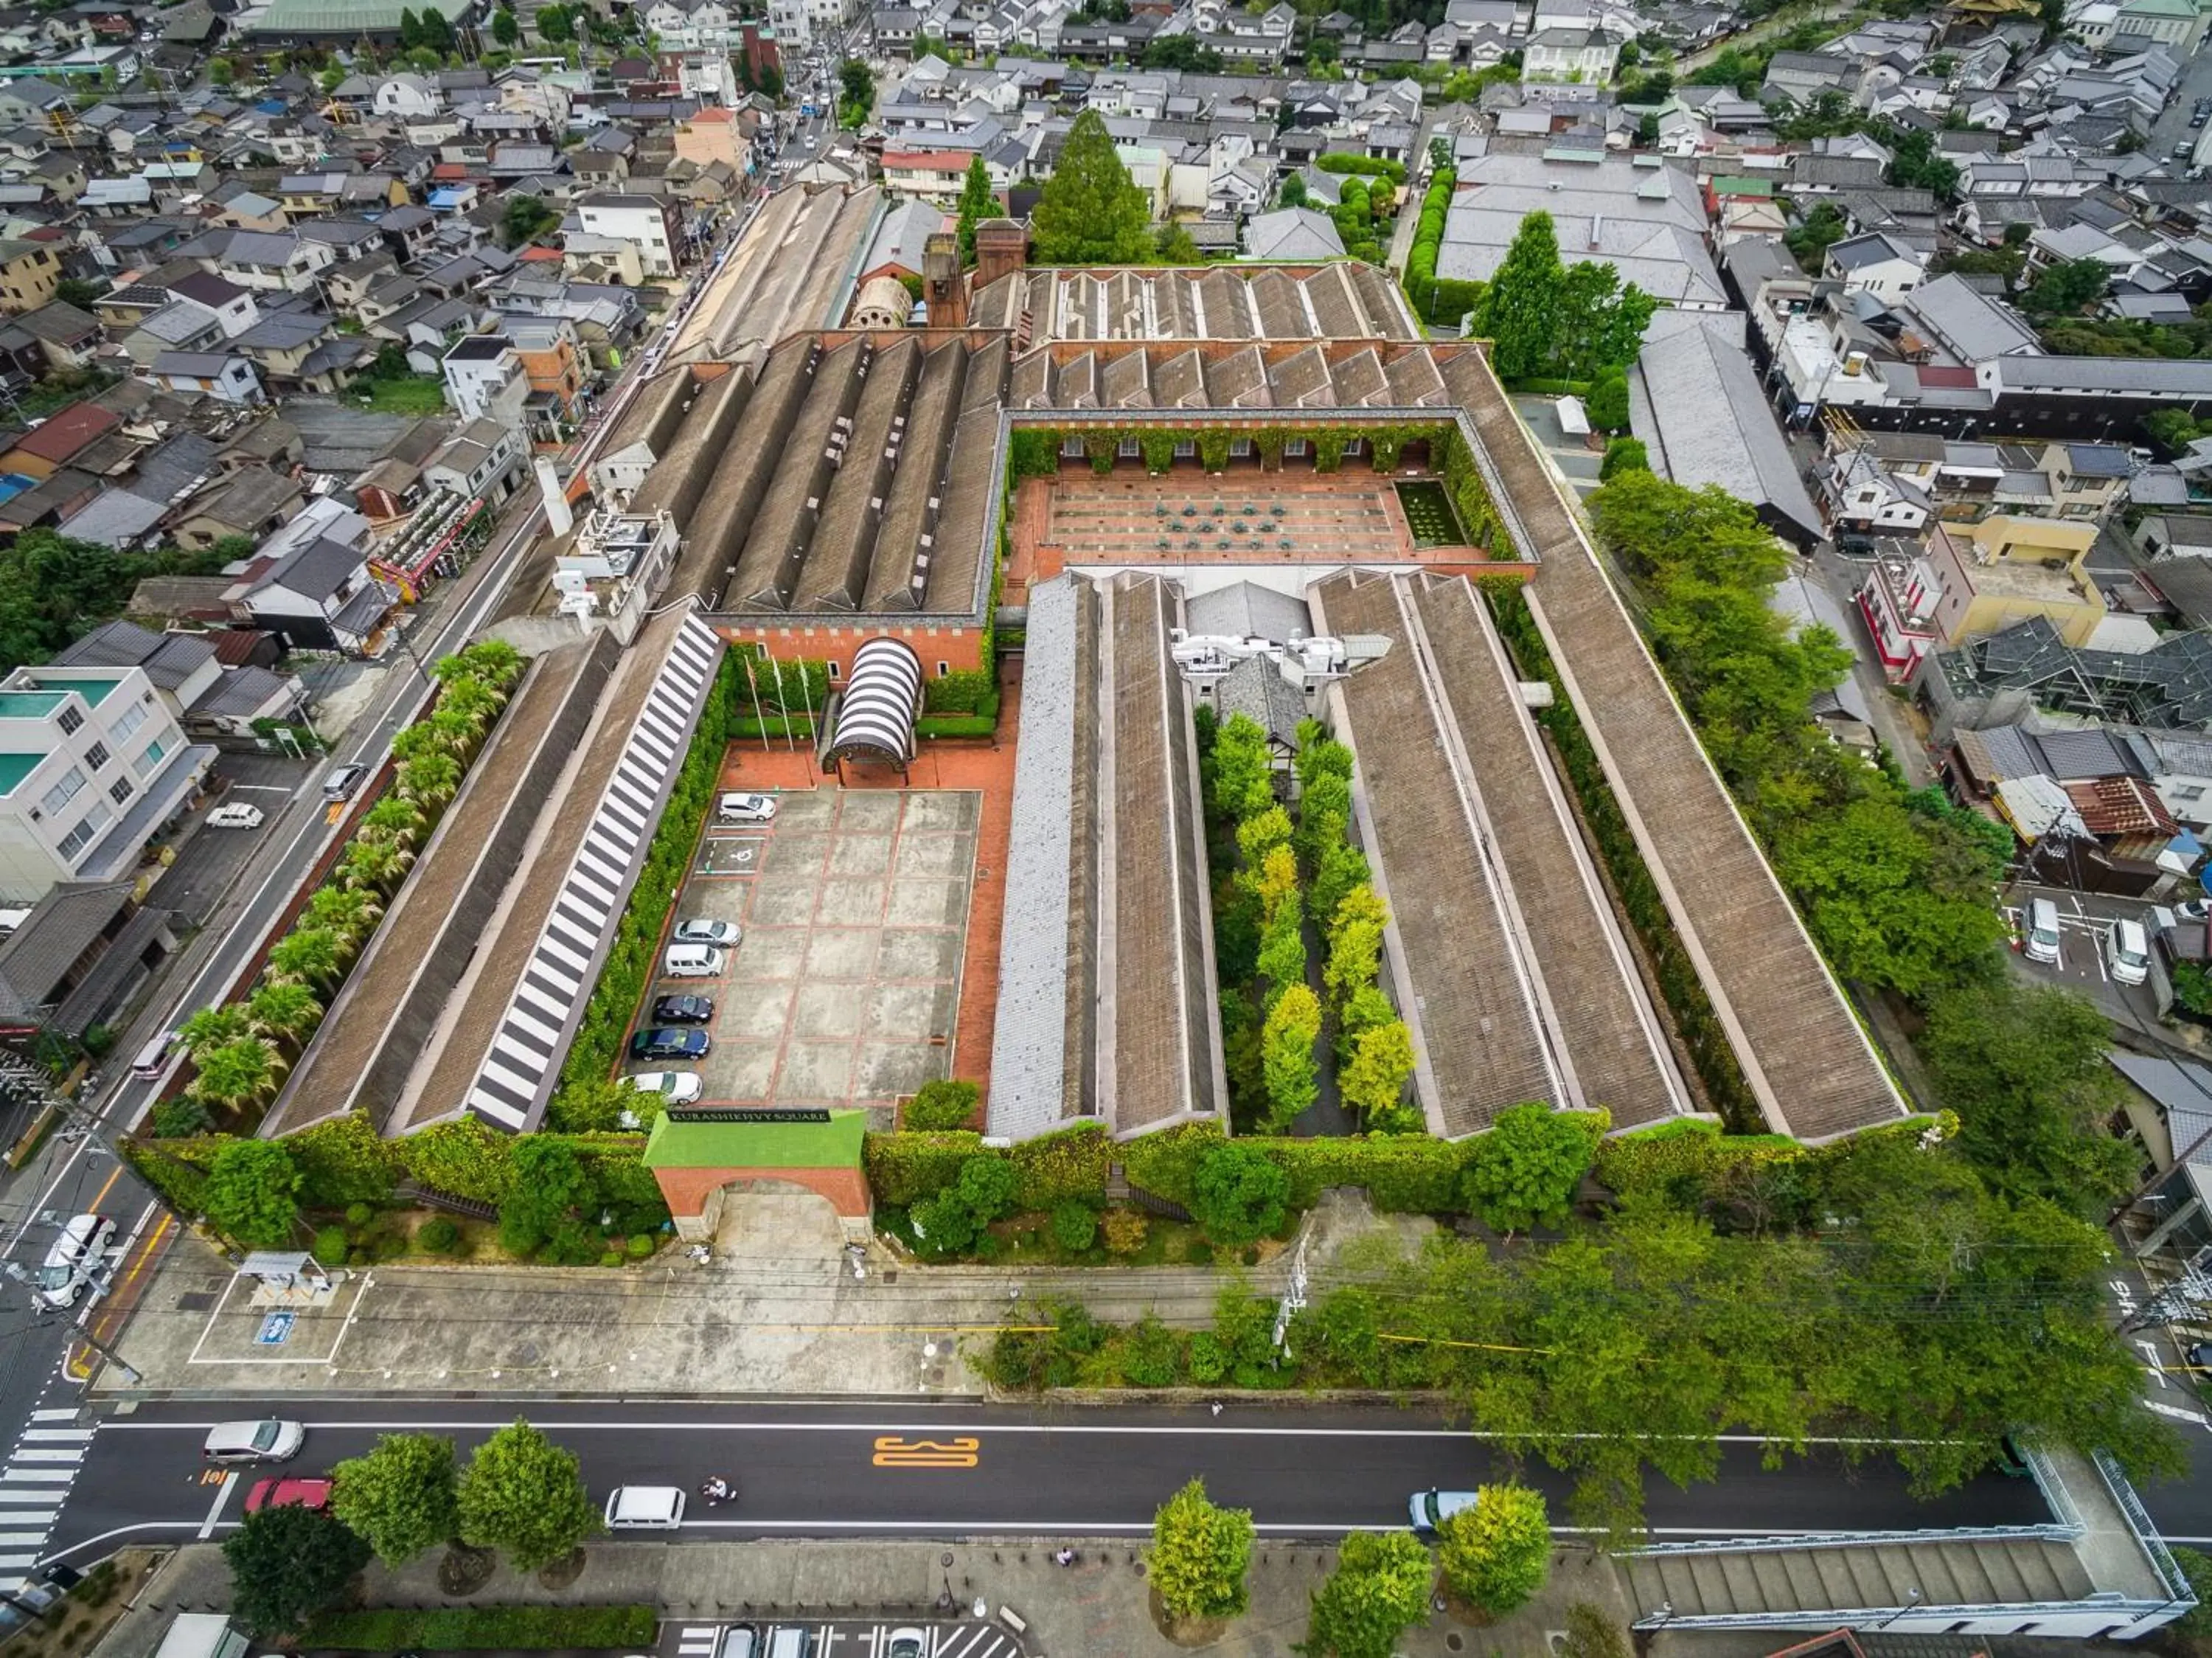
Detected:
left=305, top=1606, right=659, bottom=1651
left=1595, top=1113, right=1949, bottom=1204
left=1403, top=166, right=1464, bottom=324
left=122, top=1112, right=664, bottom=1223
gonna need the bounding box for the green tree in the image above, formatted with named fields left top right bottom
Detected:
left=1462, top=1103, right=1601, bottom=1234
left=838, top=56, right=875, bottom=125
left=1141, top=32, right=1223, bottom=69
left=1920, top=981, right=2135, bottom=1215
left=2146, top=407, right=2202, bottom=454
left=1436, top=1485, right=1550, bottom=1614
left=956, top=154, right=995, bottom=265
left=1308, top=839, right=1370, bottom=931
left=1303, top=1529, right=1433, bottom=1658
left=1554, top=260, right=1655, bottom=378
left=502, top=194, right=557, bottom=247
left=397, top=7, right=422, bottom=46
left=2023, top=255, right=2110, bottom=316
left=1150, top=1477, right=1256, bottom=1623
left=535, top=2, right=573, bottom=41
left=1261, top=983, right=1321, bottom=1131
left=1338, top=1019, right=1417, bottom=1131
left=179, top=1003, right=251, bottom=1059
left=1474, top=211, right=1563, bottom=380
left=223, top=1504, right=369, bottom=1635
left=913, top=1154, right=1020, bottom=1259
left=1032, top=108, right=1153, bottom=265
left=1584, top=366, right=1630, bottom=431
left=248, top=981, right=323, bottom=1051
left=192, top=1036, right=286, bottom=1114
left=331, top=1433, right=459, bottom=1567
left=458, top=1419, right=599, bottom=1571
left=497, top=1137, right=591, bottom=1255
left=1155, top=221, right=1200, bottom=263
left=1598, top=436, right=1649, bottom=480
left=491, top=4, right=519, bottom=43
left=1322, top=886, right=1387, bottom=1007
left=269, top=926, right=346, bottom=991
left=1279, top=172, right=1308, bottom=209
left=206, top=55, right=235, bottom=85
left=1191, top=1142, right=1290, bottom=1247
left=203, top=1139, right=300, bottom=1246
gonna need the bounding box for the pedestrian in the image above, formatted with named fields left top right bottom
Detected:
left=1210, top=1401, right=1222, bottom=1417
left=1054, top=1547, right=1074, bottom=1567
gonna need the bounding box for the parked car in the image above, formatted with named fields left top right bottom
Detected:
left=34, top=1213, right=114, bottom=1309
left=885, top=1631, right=925, bottom=1658
left=204, top=1421, right=305, bottom=1465
left=2177, top=897, right=2210, bottom=924
left=2186, top=1342, right=2212, bottom=1371
left=717, top=791, right=778, bottom=824
left=2023, top=897, right=2062, bottom=965
left=627, top=1071, right=705, bottom=1104
left=2107, top=917, right=2152, bottom=986
left=1835, top=533, right=1877, bottom=559
left=651, top=993, right=714, bottom=1024
left=321, top=763, right=367, bottom=802
left=630, top=1027, right=710, bottom=1061
left=673, top=918, right=741, bottom=946
left=1408, top=1488, right=1478, bottom=1537
left=245, top=1477, right=333, bottom=1513
left=206, top=803, right=264, bottom=829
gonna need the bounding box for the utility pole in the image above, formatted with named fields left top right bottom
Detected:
left=2119, top=1263, right=2212, bottom=1335
left=1271, top=1228, right=1308, bottom=1358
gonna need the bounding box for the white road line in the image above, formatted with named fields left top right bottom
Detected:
left=0, top=1554, right=38, bottom=1570
left=195, top=1474, right=237, bottom=1541
left=27, top=1411, right=74, bottom=1423
left=942, top=1628, right=991, bottom=1658
left=0, top=1470, right=74, bottom=1485
left=8, top=1449, right=83, bottom=1464
left=19, top=1429, right=92, bottom=1443
left=0, top=1533, right=47, bottom=1547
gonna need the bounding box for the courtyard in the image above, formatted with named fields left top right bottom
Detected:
left=627, top=785, right=980, bottom=1120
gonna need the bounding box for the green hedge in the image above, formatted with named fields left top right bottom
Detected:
left=304, top=1606, right=658, bottom=1650
left=549, top=653, right=737, bottom=1117
left=1402, top=166, right=1455, bottom=321
left=918, top=713, right=996, bottom=738
left=731, top=715, right=815, bottom=740
left=924, top=669, right=998, bottom=715
left=1316, top=153, right=1407, bottom=181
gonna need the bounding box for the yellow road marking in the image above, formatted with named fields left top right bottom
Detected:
left=872, top=1436, right=979, bottom=1469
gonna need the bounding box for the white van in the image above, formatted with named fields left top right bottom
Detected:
left=2107, top=917, right=2152, bottom=986
left=131, top=1030, right=180, bottom=1080
left=602, top=1485, right=685, bottom=1530
left=2024, top=898, right=2063, bottom=965
left=765, top=1631, right=815, bottom=1658
left=663, top=945, right=726, bottom=978
left=35, top=1213, right=114, bottom=1308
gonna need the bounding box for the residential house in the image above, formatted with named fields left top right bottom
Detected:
left=234, top=535, right=398, bottom=655
left=169, top=465, right=303, bottom=550
left=0, top=238, right=61, bottom=315
left=1520, top=25, right=1618, bottom=79
left=502, top=314, right=586, bottom=436
left=1242, top=207, right=1346, bottom=260
left=147, top=350, right=264, bottom=403
left=12, top=302, right=100, bottom=372
left=421, top=416, right=525, bottom=504
left=1823, top=231, right=1926, bottom=299
left=440, top=333, right=529, bottom=427
left=574, top=192, right=684, bottom=277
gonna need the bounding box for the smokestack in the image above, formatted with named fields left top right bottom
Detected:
left=535, top=454, right=573, bottom=538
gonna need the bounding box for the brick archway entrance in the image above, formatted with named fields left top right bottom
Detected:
left=644, top=1109, right=872, bottom=1245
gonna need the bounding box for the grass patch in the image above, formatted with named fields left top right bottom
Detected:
left=351, top=378, right=449, bottom=415
left=1396, top=479, right=1468, bottom=548
left=304, top=1605, right=659, bottom=1650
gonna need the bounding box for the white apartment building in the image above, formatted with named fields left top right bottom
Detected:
left=441, top=334, right=531, bottom=427
left=0, top=666, right=209, bottom=903
left=574, top=193, right=684, bottom=278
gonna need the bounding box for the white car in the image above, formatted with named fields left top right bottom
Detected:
left=35, top=1213, right=114, bottom=1309
left=628, top=1072, right=704, bottom=1104
left=206, top=803, right=265, bottom=829
left=1408, top=1488, right=1478, bottom=1537
left=717, top=791, right=777, bottom=824
left=886, top=1631, right=925, bottom=1658
left=673, top=918, right=741, bottom=946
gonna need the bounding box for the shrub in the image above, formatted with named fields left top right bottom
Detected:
left=416, top=1218, right=461, bottom=1255
left=1103, top=1207, right=1148, bottom=1255
left=1191, top=1142, right=1290, bottom=1246
left=863, top=1131, right=981, bottom=1205
left=1051, top=1201, right=1099, bottom=1253
left=151, top=1097, right=213, bottom=1139
left=626, top=1232, right=658, bottom=1258
left=599, top=1250, right=623, bottom=1267
left=905, top=1078, right=980, bottom=1131
left=1186, top=1330, right=1228, bottom=1384
left=313, top=1224, right=349, bottom=1263
left=344, top=1201, right=375, bottom=1227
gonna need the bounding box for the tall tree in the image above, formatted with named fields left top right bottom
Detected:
left=1473, top=211, right=1563, bottom=380
left=956, top=155, right=995, bottom=266
left=203, top=1138, right=300, bottom=1246
left=1436, top=1485, right=1551, bottom=1614
left=457, top=1419, right=599, bottom=1570
left=223, top=1505, right=369, bottom=1635
left=332, top=1433, right=459, bottom=1567
left=1261, top=983, right=1321, bottom=1131
left=1303, top=1530, right=1433, bottom=1658
left=1031, top=108, right=1153, bottom=265
left=1461, top=1102, right=1603, bottom=1234
left=1150, top=1478, right=1256, bottom=1623
left=491, top=5, right=518, bottom=43
left=1338, top=1019, right=1417, bottom=1131
left=1190, top=1142, right=1290, bottom=1247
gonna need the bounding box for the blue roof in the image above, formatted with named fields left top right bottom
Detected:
left=254, top=99, right=286, bottom=114
left=0, top=474, right=37, bottom=507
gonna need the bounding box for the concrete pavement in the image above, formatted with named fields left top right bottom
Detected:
left=97, top=1536, right=1641, bottom=1658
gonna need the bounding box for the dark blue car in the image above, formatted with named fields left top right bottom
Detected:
left=630, top=1027, right=710, bottom=1061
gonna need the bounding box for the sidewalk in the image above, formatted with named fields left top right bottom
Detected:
left=99, top=1195, right=1428, bottom=1399
left=97, top=1537, right=1640, bottom=1658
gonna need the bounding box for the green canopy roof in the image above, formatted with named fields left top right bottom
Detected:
left=644, top=1109, right=867, bottom=1170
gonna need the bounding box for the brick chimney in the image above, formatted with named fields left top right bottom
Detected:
left=973, top=217, right=1028, bottom=293
left=923, top=230, right=965, bottom=329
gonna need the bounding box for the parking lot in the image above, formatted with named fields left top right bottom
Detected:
left=626, top=788, right=978, bottom=1117
left=2003, top=881, right=2172, bottom=1037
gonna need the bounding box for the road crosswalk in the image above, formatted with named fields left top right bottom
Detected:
left=0, top=1407, right=89, bottom=1575
left=672, top=1623, right=1024, bottom=1658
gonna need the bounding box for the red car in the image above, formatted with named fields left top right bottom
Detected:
left=244, top=1477, right=332, bottom=1513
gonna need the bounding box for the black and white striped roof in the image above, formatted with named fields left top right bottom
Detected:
left=465, top=613, right=724, bottom=1132
left=824, top=635, right=922, bottom=768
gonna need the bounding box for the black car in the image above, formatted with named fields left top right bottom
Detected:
left=629, top=1027, right=710, bottom=1061
left=651, top=993, right=714, bottom=1025
left=1836, top=533, right=1877, bottom=558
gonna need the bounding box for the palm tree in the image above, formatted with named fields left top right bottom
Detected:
left=395, top=752, right=461, bottom=811
left=440, top=678, right=503, bottom=728
left=428, top=704, right=481, bottom=759
left=305, top=883, right=383, bottom=943
left=390, top=724, right=443, bottom=766
left=189, top=1036, right=286, bottom=1113
left=178, top=1004, right=251, bottom=1061
left=248, top=982, right=323, bottom=1051
left=268, top=927, right=347, bottom=992
left=344, top=838, right=414, bottom=895
left=360, top=796, right=426, bottom=846
left=452, top=637, right=524, bottom=693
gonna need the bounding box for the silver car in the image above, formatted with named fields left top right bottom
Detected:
left=1408, top=1488, right=1478, bottom=1537
left=673, top=918, right=741, bottom=946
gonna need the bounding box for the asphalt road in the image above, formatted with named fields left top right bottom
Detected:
left=41, top=1399, right=2055, bottom=1564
